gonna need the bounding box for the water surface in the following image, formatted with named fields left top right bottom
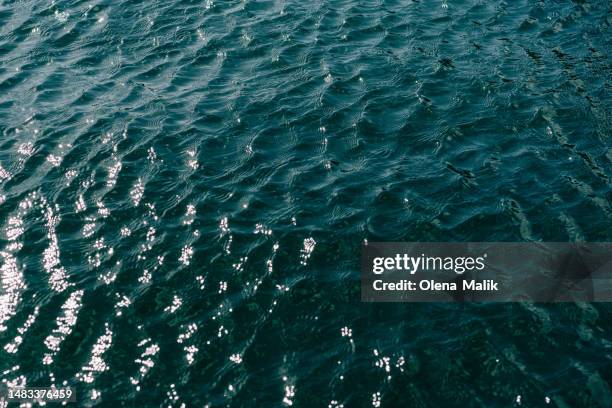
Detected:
left=0, top=0, right=611, bottom=406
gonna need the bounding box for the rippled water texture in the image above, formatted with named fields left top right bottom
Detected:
left=0, top=0, right=611, bottom=406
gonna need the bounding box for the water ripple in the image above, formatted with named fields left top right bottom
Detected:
left=0, top=0, right=611, bottom=406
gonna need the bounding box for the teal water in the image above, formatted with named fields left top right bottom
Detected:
left=0, top=0, right=611, bottom=406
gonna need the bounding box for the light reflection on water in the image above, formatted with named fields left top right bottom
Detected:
left=0, top=0, right=611, bottom=406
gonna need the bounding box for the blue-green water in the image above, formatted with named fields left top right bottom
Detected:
left=0, top=0, right=611, bottom=406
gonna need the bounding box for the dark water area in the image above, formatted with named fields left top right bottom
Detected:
left=0, top=0, right=611, bottom=406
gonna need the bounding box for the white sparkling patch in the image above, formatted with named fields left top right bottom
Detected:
left=4, top=306, right=39, bottom=353
left=130, top=338, right=159, bottom=389
left=164, top=295, right=182, bottom=314
left=179, top=245, right=193, bottom=266
left=76, top=323, right=113, bottom=383
left=130, top=178, right=145, bottom=206
left=43, top=290, right=84, bottom=364
left=107, top=159, right=122, bottom=187
left=300, top=237, right=316, bottom=265
left=17, top=142, right=35, bottom=156
left=0, top=252, right=26, bottom=332
left=0, top=164, right=12, bottom=180
left=283, top=384, right=295, bottom=406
